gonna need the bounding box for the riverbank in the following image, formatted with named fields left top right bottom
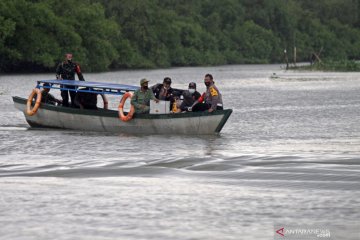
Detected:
left=289, top=60, right=360, bottom=72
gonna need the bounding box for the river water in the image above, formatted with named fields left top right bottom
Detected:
left=0, top=65, right=359, bottom=239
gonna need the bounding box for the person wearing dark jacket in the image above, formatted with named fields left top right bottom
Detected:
left=151, top=77, right=174, bottom=101
left=40, top=83, right=62, bottom=105
left=56, top=53, right=85, bottom=107
left=180, top=82, right=201, bottom=111
left=74, top=88, right=98, bottom=110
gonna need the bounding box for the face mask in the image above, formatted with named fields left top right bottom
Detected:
left=143, top=86, right=148, bottom=90
left=189, top=89, right=195, bottom=94
left=205, top=82, right=211, bottom=86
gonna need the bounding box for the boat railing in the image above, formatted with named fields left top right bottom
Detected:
left=36, top=79, right=140, bottom=96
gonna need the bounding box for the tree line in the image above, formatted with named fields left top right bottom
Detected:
left=1, top=0, right=360, bottom=72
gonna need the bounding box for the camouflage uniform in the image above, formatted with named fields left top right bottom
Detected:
left=131, top=89, right=157, bottom=113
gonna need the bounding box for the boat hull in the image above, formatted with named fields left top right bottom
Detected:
left=13, top=97, right=232, bottom=135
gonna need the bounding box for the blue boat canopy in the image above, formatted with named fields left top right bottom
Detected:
left=37, top=80, right=140, bottom=96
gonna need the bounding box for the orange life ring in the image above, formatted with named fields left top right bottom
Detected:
left=26, top=88, right=42, bottom=116
left=118, top=92, right=135, bottom=122
left=100, top=94, right=108, bottom=109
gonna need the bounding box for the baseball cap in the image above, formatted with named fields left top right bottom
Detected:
left=140, top=78, right=149, bottom=85
left=163, top=77, right=172, bottom=84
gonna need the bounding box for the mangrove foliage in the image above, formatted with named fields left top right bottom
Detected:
left=1, top=0, right=360, bottom=72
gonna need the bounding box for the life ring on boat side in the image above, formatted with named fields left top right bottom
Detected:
left=118, top=92, right=135, bottom=122
left=100, top=94, right=109, bottom=109
left=26, top=88, right=42, bottom=116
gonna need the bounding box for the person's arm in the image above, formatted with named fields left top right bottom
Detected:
left=151, top=84, right=162, bottom=99
left=187, top=92, right=205, bottom=111
left=47, top=93, right=56, bottom=103
left=131, top=91, right=143, bottom=109
left=75, top=64, right=85, bottom=81
left=194, top=91, right=201, bottom=101
left=47, top=93, right=62, bottom=105
left=149, top=90, right=159, bottom=103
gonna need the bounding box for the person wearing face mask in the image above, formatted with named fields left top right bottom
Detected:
left=180, top=82, right=201, bottom=112
left=55, top=53, right=85, bottom=107
left=192, top=73, right=223, bottom=112
left=131, top=78, right=159, bottom=114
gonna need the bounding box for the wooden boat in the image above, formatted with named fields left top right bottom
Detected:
left=12, top=80, right=232, bottom=135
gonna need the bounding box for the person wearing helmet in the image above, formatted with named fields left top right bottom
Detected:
left=180, top=82, right=201, bottom=112
left=55, top=53, right=85, bottom=107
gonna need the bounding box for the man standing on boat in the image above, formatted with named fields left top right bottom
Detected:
left=56, top=53, right=85, bottom=107
left=192, top=73, right=223, bottom=112
left=131, top=78, right=159, bottom=114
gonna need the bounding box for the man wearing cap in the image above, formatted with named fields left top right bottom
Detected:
left=151, top=77, right=174, bottom=101
left=192, top=73, right=223, bottom=112
left=55, top=53, right=85, bottom=107
left=131, top=78, right=159, bottom=114
left=180, top=82, right=201, bottom=112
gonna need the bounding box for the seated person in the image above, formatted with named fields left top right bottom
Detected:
left=151, top=77, right=173, bottom=100
left=171, top=95, right=182, bottom=113
left=180, top=82, right=201, bottom=112
left=131, top=78, right=159, bottom=114
left=74, top=87, right=98, bottom=109
left=151, top=77, right=174, bottom=101
left=41, top=83, right=62, bottom=105
left=192, top=74, right=223, bottom=112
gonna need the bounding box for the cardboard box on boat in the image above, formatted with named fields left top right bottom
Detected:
left=150, top=100, right=170, bottom=114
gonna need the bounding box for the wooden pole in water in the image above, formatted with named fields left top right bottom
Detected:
left=284, top=49, right=289, bottom=70
left=293, top=32, right=297, bottom=66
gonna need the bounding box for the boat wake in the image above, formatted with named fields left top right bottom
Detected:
left=1, top=154, right=359, bottom=191
left=0, top=125, right=29, bottom=131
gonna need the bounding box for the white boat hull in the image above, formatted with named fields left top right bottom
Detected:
left=13, top=97, right=232, bottom=135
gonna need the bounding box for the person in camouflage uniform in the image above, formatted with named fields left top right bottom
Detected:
left=55, top=53, right=85, bottom=107
left=131, top=78, right=159, bottom=114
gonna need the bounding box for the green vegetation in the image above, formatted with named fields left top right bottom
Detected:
left=1, top=0, right=360, bottom=72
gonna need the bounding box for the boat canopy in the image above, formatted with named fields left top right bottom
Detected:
left=37, top=80, right=139, bottom=96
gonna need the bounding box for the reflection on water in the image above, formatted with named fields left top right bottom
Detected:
left=0, top=65, right=360, bottom=239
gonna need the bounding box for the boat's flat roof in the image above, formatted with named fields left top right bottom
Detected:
left=38, top=80, right=139, bottom=92
left=37, top=80, right=139, bottom=95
